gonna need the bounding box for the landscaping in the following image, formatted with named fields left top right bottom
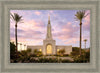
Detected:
left=10, top=42, right=90, bottom=63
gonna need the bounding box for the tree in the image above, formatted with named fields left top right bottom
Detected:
left=27, top=48, right=32, bottom=53
left=71, top=47, right=80, bottom=56
left=75, top=10, right=87, bottom=55
left=27, top=48, right=32, bottom=56
left=72, top=47, right=79, bottom=52
left=84, top=39, right=87, bottom=49
left=58, top=49, right=65, bottom=56
left=10, top=42, right=16, bottom=59
left=33, top=49, right=38, bottom=55
left=33, top=49, right=42, bottom=56
left=10, top=13, right=23, bottom=52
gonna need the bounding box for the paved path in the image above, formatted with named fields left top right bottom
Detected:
left=59, top=57, right=73, bottom=61
left=33, top=56, right=73, bottom=61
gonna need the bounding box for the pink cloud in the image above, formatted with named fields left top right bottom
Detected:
left=10, top=10, right=90, bottom=47
left=64, top=38, right=79, bottom=44
left=52, top=22, right=80, bottom=41
left=49, top=10, right=54, bottom=13
left=14, top=19, right=45, bottom=33
left=34, top=11, right=41, bottom=15
left=48, top=10, right=57, bottom=17
left=11, top=37, right=43, bottom=45
left=10, top=18, right=46, bottom=45
left=83, top=10, right=90, bottom=31
left=84, top=14, right=90, bottom=25
left=10, top=10, right=34, bottom=21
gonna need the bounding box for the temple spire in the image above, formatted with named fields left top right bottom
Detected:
left=48, top=15, right=50, bottom=24
left=46, top=15, right=52, bottom=40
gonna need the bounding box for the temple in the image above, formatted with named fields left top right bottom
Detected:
left=27, top=16, right=72, bottom=55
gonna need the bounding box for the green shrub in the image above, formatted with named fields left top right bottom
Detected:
left=62, top=59, right=72, bottom=63
left=33, top=49, right=43, bottom=57
left=63, top=54, right=69, bottom=56
left=58, top=49, right=65, bottom=56
left=73, top=51, right=90, bottom=63
left=10, top=42, right=16, bottom=59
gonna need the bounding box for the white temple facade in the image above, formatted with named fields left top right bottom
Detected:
left=17, top=43, right=27, bottom=51
left=11, top=41, right=27, bottom=51
left=27, top=16, right=72, bottom=55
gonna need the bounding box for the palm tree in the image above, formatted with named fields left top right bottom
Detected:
left=75, top=10, right=87, bottom=55
left=84, top=39, right=87, bottom=49
left=11, top=13, right=23, bottom=52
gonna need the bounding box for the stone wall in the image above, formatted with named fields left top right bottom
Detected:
left=27, top=45, right=43, bottom=53
left=27, top=45, right=72, bottom=55
left=43, top=40, right=56, bottom=55
left=56, top=45, right=72, bottom=54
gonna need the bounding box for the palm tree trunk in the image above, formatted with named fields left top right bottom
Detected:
left=85, top=42, right=86, bottom=49
left=80, top=22, right=82, bottom=55
left=15, top=23, right=17, bottom=52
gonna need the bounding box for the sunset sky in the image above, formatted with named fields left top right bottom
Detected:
left=10, top=10, right=90, bottom=48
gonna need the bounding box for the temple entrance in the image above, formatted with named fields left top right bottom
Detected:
left=46, top=44, right=52, bottom=55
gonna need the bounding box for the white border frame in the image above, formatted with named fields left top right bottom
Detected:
left=0, top=0, right=100, bottom=73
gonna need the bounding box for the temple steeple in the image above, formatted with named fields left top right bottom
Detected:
left=48, top=15, right=50, bottom=24
left=46, top=15, right=52, bottom=40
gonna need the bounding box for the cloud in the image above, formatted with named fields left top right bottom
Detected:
left=10, top=18, right=46, bottom=45
left=10, top=10, right=90, bottom=48
left=34, top=11, right=41, bottom=15
left=10, top=37, right=43, bottom=45
left=10, top=10, right=34, bottom=21
left=49, top=10, right=54, bottom=13
left=83, top=10, right=90, bottom=31
left=52, top=22, right=79, bottom=41
left=64, top=38, right=79, bottom=44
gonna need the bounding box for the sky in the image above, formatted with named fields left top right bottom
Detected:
left=10, top=10, right=90, bottom=48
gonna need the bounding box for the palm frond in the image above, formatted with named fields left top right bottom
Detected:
left=84, top=13, right=89, bottom=18
left=75, top=10, right=86, bottom=22
left=10, top=13, right=15, bottom=20
left=11, top=13, right=23, bottom=23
